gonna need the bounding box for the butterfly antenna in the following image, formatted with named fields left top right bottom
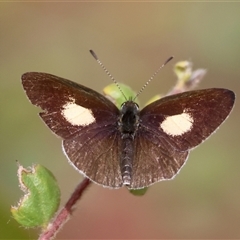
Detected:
left=90, top=50, right=127, bottom=101
left=134, top=56, right=174, bottom=101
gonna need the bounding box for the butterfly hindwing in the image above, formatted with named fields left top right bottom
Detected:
left=63, top=127, right=123, bottom=188
left=130, top=128, right=189, bottom=189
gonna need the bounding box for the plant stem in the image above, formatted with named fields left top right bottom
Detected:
left=39, top=178, right=92, bottom=240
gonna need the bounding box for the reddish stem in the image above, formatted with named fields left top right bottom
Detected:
left=39, top=178, right=92, bottom=240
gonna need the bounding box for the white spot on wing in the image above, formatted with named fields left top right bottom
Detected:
left=62, top=98, right=95, bottom=126
left=160, top=110, right=193, bottom=136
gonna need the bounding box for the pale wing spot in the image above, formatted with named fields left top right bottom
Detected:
left=62, top=101, right=95, bottom=126
left=160, top=112, right=193, bottom=136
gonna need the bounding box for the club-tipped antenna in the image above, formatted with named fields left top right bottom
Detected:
left=90, top=50, right=127, bottom=101
left=133, top=56, right=174, bottom=101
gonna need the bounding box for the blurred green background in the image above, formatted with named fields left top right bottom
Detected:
left=1, top=2, right=240, bottom=239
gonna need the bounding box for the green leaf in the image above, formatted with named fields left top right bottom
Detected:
left=129, top=187, right=148, bottom=196
left=11, top=164, right=60, bottom=228
left=103, top=83, right=139, bottom=109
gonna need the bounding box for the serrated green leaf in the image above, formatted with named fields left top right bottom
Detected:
left=11, top=164, right=60, bottom=228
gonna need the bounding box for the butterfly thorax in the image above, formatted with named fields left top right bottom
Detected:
left=119, top=101, right=140, bottom=187
left=119, top=101, right=140, bottom=135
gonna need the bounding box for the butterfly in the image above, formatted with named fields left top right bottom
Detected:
left=21, top=60, right=235, bottom=189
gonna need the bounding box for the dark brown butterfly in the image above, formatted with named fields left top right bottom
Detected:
left=21, top=70, right=235, bottom=189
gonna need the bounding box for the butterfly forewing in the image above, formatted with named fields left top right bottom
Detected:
left=140, top=88, right=235, bottom=152
left=22, top=72, right=119, bottom=140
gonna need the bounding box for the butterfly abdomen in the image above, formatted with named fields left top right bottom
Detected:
left=121, top=137, right=134, bottom=186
